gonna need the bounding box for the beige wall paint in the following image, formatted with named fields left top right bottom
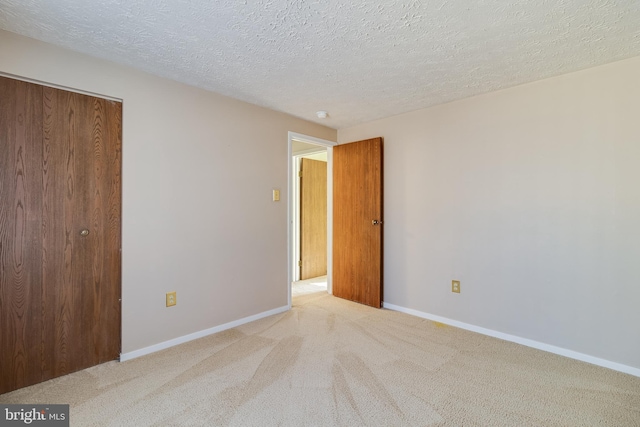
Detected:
left=292, top=140, right=317, bottom=154
left=339, top=56, right=640, bottom=370
left=301, top=152, right=327, bottom=162
left=292, top=141, right=328, bottom=163
left=0, top=30, right=336, bottom=354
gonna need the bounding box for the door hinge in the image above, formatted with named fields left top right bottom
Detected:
left=298, top=260, right=302, bottom=267
left=298, top=171, right=302, bottom=177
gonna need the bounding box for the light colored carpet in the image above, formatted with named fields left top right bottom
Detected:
left=292, top=275, right=328, bottom=296
left=2, top=291, right=639, bottom=426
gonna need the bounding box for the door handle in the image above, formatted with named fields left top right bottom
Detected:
left=80, top=229, right=90, bottom=236
left=372, top=220, right=383, bottom=225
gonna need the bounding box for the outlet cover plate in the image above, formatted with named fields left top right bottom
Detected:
left=452, top=280, right=460, bottom=293
left=166, top=291, right=177, bottom=307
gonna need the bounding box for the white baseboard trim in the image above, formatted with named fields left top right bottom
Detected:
left=119, top=305, right=289, bottom=362
left=383, top=302, right=640, bottom=378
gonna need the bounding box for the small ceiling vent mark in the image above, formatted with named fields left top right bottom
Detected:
left=316, top=110, right=328, bottom=119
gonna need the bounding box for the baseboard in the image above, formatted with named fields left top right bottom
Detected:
left=119, top=305, right=289, bottom=362
left=383, top=302, right=640, bottom=378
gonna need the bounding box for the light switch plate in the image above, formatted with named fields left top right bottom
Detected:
left=273, top=189, right=280, bottom=201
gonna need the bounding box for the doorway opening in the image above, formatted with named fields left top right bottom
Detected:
left=287, top=132, right=337, bottom=308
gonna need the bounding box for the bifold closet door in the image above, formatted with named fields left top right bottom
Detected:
left=0, top=76, right=122, bottom=394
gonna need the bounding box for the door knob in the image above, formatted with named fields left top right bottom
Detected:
left=372, top=220, right=383, bottom=225
left=80, top=229, right=90, bottom=236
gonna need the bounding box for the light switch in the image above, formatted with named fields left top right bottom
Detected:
left=273, top=189, right=280, bottom=201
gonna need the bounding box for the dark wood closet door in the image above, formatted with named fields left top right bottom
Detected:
left=0, top=76, right=46, bottom=393
left=0, top=76, right=122, bottom=394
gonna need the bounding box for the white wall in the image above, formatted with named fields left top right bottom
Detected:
left=339, top=56, right=640, bottom=370
left=0, top=30, right=336, bottom=354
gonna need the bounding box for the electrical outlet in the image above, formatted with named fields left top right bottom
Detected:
left=166, top=291, right=177, bottom=307
left=452, top=280, right=460, bottom=293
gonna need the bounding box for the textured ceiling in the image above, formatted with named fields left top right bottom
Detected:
left=1, top=1, right=639, bottom=129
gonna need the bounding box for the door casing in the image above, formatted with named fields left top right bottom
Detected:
left=287, top=132, right=336, bottom=308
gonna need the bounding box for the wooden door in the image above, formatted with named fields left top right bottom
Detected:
left=300, top=158, right=327, bottom=280
left=333, top=137, right=383, bottom=308
left=0, top=76, right=122, bottom=394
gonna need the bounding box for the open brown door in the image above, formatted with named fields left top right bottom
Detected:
left=300, top=158, right=327, bottom=280
left=0, top=76, right=122, bottom=394
left=333, top=137, right=383, bottom=307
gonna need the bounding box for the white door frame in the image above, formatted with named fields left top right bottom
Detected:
left=287, top=132, right=337, bottom=309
